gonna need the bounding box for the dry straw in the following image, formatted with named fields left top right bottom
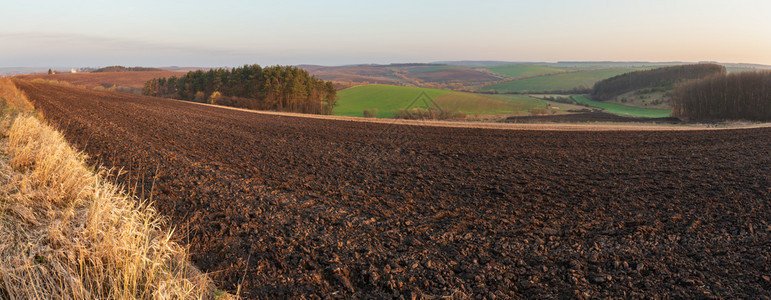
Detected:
left=0, top=78, right=221, bottom=299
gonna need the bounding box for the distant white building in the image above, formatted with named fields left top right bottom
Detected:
left=71, top=68, right=78, bottom=73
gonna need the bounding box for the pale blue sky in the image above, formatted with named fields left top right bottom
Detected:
left=1, top=0, right=769, bottom=67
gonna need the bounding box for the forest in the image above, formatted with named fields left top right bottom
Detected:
left=671, top=71, right=771, bottom=121
left=591, top=64, right=726, bottom=101
left=143, top=65, right=337, bottom=114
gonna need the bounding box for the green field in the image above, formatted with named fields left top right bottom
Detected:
left=484, top=65, right=566, bottom=79
left=335, top=85, right=547, bottom=118
left=572, top=95, right=671, bottom=118
left=482, top=68, right=646, bottom=93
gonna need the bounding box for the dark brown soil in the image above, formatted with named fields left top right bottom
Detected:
left=505, top=112, right=682, bottom=124
left=18, top=81, right=771, bottom=299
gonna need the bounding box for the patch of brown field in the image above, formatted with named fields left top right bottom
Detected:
left=308, top=65, right=395, bottom=77
left=15, top=71, right=188, bottom=89
left=432, top=93, right=523, bottom=114
left=409, top=69, right=501, bottom=83
left=300, top=65, right=400, bottom=85
left=331, top=81, right=370, bottom=90
left=308, top=72, right=398, bottom=85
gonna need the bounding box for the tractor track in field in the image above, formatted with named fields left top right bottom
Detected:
left=17, top=80, right=771, bottom=298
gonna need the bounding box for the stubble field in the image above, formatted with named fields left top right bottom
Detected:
left=17, top=80, right=771, bottom=298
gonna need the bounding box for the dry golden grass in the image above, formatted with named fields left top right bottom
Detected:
left=27, top=78, right=86, bottom=89
left=0, top=78, right=34, bottom=113
left=0, top=80, right=221, bottom=299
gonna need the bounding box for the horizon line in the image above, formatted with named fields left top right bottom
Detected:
left=5, top=60, right=771, bottom=70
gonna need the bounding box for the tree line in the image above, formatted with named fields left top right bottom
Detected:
left=94, top=66, right=164, bottom=72
left=592, top=64, right=726, bottom=101
left=143, top=65, right=337, bottom=115
left=671, top=71, right=771, bottom=121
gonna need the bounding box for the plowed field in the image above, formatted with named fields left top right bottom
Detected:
left=17, top=81, right=771, bottom=298
left=16, top=71, right=186, bottom=89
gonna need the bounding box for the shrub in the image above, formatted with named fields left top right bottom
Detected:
left=531, top=107, right=549, bottom=115
left=363, top=108, right=378, bottom=118
left=208, top=91, right=223, bottom=105
left=193, top=91, right=206, bottom=102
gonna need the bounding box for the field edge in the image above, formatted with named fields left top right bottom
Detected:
left=0, top=79, right=225, bottom=299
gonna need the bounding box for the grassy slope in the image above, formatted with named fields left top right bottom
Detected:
left=573, top=95, right=671, bottom=118
left=335, top=84, right=546, bottom=118
left=484, top=65, right=566, bottom=78
left=482, top=68, right=644, bottom=93
left=335, top=85, right=451, bottom=118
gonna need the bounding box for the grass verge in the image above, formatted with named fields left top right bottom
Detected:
left=0, top=78, right=221, bottom=299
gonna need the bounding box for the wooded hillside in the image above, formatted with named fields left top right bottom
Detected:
left=592, top=64, right=725, bottom=101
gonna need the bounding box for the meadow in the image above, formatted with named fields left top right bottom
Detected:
left=572, top=95, right=672, bottom=118
left=334, top=84, right=548, bottom=118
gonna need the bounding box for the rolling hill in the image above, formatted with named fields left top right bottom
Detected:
left=405, top=68, right=500, bottom=83
left=484, top=64, right=567, bottom=79
left=302, top=64, right=502, bottom=88
left=591, top=64, right=726, bottom=101
left=590, top=64, right=726, bottom=109
left=482, top=68, right=646, bottom=93
left=304, top=62, right=771, bottom=94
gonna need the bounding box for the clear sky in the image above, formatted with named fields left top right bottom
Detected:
left=1, top=0, right=770, bottom=67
